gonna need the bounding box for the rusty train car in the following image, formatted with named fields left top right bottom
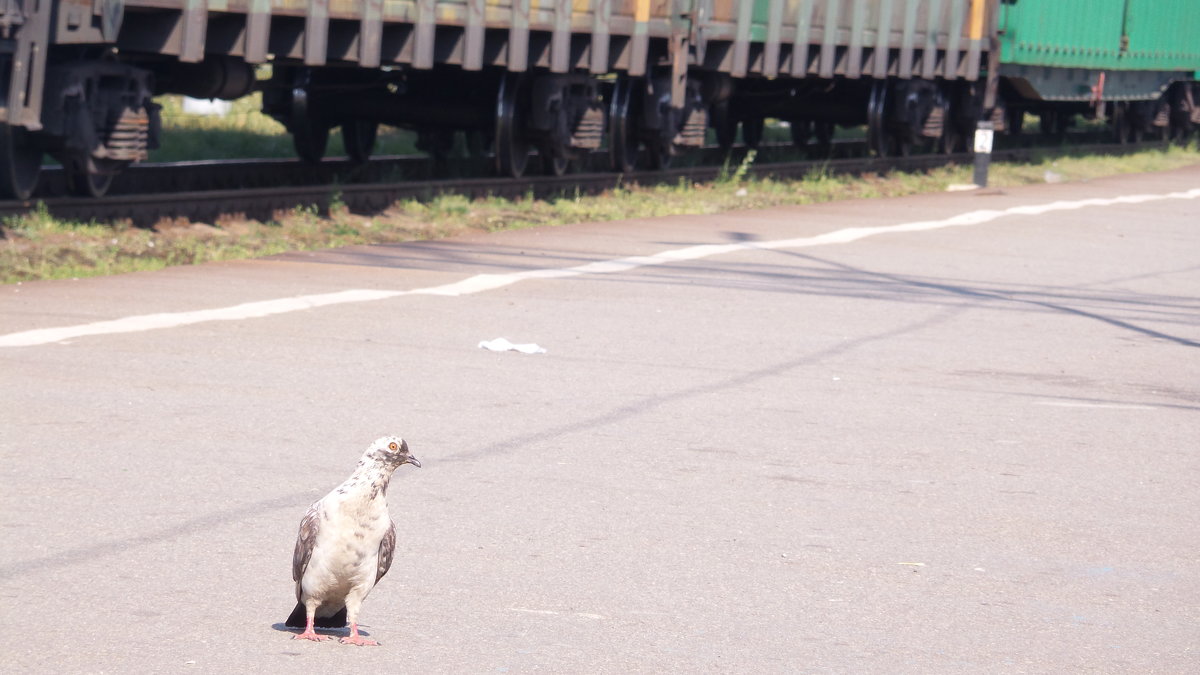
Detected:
left=0, top=1, right=1196, bottom=200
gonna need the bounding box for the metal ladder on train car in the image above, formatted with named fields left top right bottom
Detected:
left=3, top=0, right=51, bottom=130
left=0, top=0, right=52, bottom=199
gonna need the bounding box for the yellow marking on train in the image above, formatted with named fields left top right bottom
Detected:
left=968, top=0, right=986, bottom=40
left=635, top=0, right=650, bottom=23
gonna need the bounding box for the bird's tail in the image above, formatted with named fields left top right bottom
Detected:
left=285, top=603, right=348, bottom=629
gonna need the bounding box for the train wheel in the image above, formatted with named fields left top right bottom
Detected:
left=940, top=125, right=959, bottom=155
left=1038, top=111, right=1054, bottom=135
left=940, top=111, right=967, bottom=155
left=1006, top=107, right=1025, bottom=136
left=539, top=143, right=571, bottom=177
left=1111, top=103, right=1126, bottom=143
left=495, top=73, right=532, bottom=178
left=0, top=123, right=42, bottom=201
left=646, top=139, right=672, bottom=170
left=812, top=121, right=834, bottom=156
left=537, top=83, right=575, bottom=177
left=741, top=116, right=765, bottom=149
left=1039, top=110, right=1071, bottom=135
left=711, top=100, right=736, bottom=151
left=65, top=169, right=115, bottom=198
left=789, top=119, right=811, bottom=148
left=1150, top=101, right=1171, bottom=143
left=1168, top=118, right=1193, bottom=145
left=609, top=77, right=641, bottom=173
left=464, top=129, right=492, bottom=159
left=866, top=80, right=889, bottom=157
left=416, top=128, right=455, bottom=160
left=342, top=120, right=378, bottom=163
left=889, top=134, right=913, bottom=157
left=1166, top=89, right=1195, bottom=145
left=293, top=117, right=330, bottom=163
left=289, top=69, right=330, bottom=163
left=1112, top=103, right=1139, bottom=144
left=791, top=119, right=833, bottom=156
left=63, top=158, right=116, bottom=198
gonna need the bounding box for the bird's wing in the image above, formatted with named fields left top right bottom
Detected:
left=292, top=502, right=321, bottom=588
left=376, top=520, right=397, bottom=584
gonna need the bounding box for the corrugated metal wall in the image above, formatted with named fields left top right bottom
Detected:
left=1123, top=0, right=1200, bottom=71
left=117, top=0, right=990, bottom=80
left=999, top=0, right=1200, bottom=72
left=701, top=0, right=990, bottom=80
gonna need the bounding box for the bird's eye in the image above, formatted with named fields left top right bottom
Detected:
left=388, top=442, right=398, bottom=451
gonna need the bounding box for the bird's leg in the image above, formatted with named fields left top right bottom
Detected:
left=339, top=622, right=379, bottom=647
left=338, top=598, right=379, bottom=646
left=293, top=608, right=331, bottom=642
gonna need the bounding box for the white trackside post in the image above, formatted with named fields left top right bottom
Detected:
left=973, top=120, right=995, bottom=187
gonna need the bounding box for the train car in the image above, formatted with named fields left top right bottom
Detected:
left=715, top=0, right=1200, bottom=154
left=0, top=0, right=726, bottom=199
left=706, top=0, right=998, bottom=156
left=0, top=1, right=1195, bottom=202
left=994, top=0, right=1200, bottom=143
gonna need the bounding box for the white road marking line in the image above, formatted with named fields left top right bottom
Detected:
left=508, top=608, right=606, bottom=619
left=1035, top=401, right=1158, bottom=410
left=0, top=289, right=409, bottom=347
left=2, top=188, right=1198, bottom=348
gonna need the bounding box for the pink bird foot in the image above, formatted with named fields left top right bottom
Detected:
left=339, top=623, right=379, bottom=646
left=293, top=616, right=332, bottom=641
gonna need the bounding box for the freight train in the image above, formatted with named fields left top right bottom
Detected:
left=0, top=1, right=1196, bottom=200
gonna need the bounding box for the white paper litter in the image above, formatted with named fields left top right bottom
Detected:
left=182, top=97, right=232, bottom=116
left=478, top=337, right=546, bottom=354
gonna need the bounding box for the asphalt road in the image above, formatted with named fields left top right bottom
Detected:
left=2, top=166, right=1198, bottom=673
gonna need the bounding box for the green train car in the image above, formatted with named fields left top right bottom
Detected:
left=996, top=0, right=1200, bottom=142
left=719, top=0, right=1199, bottom=153
left=0, top=0, right=1195, bottom=200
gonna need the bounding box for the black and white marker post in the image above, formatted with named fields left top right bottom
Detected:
left=973, top=120, right=995, bottom=187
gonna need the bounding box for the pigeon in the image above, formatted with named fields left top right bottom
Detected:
left=285, top=435, right=421, bottom=645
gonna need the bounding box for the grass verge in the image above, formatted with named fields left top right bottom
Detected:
left=3, top=145, right=1198, bottom=284
left=151, top=94, right=420, bottom=162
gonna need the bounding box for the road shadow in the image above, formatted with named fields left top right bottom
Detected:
left=267, top=228, right=1200, bottom=351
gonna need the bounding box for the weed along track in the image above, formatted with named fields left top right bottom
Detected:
left=3, top=143, right=1197, bottom=285
left=0, top=139, right=1170, bottom=228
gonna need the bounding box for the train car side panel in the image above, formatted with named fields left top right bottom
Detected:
left=1122, top=0, right=1200, bottom=72
left=701, top=0, right=991, bottom=82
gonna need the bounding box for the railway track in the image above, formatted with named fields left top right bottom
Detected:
left=0, top=136, right=1163, bottom=227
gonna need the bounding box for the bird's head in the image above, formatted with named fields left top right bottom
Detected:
left=366, top=435, right=421, bottom=469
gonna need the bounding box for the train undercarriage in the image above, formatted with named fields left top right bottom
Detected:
left=259, top=63, right=1197, bottom=184
left=0, top=50, right=256, bottom=200
left=1, top=0, right=1197, bottom=201
left=1, top=53, right=1198, bottom=200
left=259, top=64, right=713, bottom=178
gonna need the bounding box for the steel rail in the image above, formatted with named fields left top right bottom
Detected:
left=0, top=141, right=1165, bottom=227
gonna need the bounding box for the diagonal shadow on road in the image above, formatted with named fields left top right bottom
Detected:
left=0, top=492, right=309, bottom=581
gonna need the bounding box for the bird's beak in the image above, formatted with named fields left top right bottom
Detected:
left=406, top=455, right=422, bottom=468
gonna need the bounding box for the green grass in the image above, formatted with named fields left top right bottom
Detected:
left=3, top=144, right=1197, bottom=284
left=151, top=94, right=420, bottom=162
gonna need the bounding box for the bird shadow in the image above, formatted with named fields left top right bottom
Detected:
left=269, top=622, right=372, bottom=639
